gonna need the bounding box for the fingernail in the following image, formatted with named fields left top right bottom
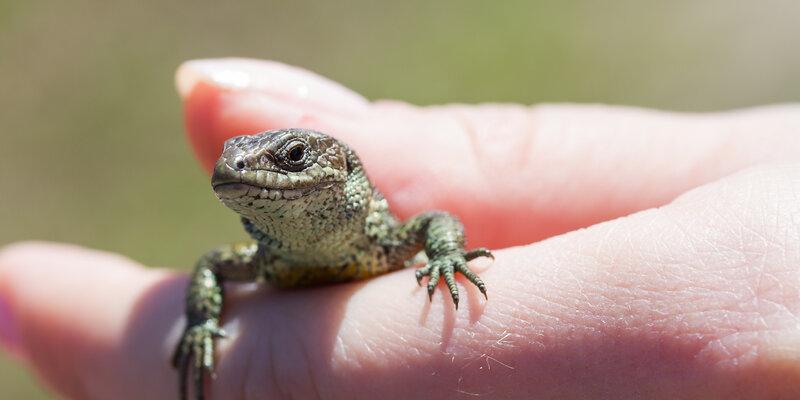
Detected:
left=0, top=293, right=21, bottom=357
left=176, top=58, right=369, bottom=113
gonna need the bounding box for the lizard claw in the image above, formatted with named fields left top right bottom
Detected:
left=465, top=247, right=494, bottom=261
left=415, top=264, right=431, bottom=286
left=415, top=248, right=491, bottom=307
left=173, top=319, right=225, bottom=400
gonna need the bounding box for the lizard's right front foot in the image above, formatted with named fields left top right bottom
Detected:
left=172, top=319, right=227, bottom=400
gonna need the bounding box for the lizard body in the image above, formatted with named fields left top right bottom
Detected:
left=172, top=128, right=491, bottom=399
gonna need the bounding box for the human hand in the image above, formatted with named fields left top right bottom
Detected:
left=1, top=58, right=800, bottom=399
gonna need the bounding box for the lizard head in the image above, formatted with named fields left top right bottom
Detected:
left=212, top=128, right=351, bottom=204
left=211, top=129, right=368, bottom=233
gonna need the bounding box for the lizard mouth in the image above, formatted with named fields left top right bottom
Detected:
left=213, top=181, right=337, bottom=201
left=211, top=157, right=342, bottom=201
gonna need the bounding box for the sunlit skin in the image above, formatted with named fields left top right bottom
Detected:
left=1, top=59, right=800, bottom=399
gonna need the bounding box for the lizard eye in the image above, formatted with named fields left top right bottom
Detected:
left=286, top=142, right=306, bottom=164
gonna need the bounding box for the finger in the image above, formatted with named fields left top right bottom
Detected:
left=2, top=164, right=800, bottom=399
left=213, top=163, right=800, bottom=399
left=0, top=242, right=183, bottom=400
left=177, top=58, right=800, bottom=248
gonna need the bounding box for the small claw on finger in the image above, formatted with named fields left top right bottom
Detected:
left=194, top=361, right=206, bottom=400
left=415, top=264, right=431, bottom=286
left=172, top=343, right=184, bottom=368
left=443, top=270, right=460, bottom=308
left=426, top=267, right=441, bottom=301
left=465, top=248, right=494, bottom=261
left=178, top=355, right=189, bottom=400
left=427, top=284, right=437, bottom=301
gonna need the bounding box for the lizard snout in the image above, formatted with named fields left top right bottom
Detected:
left=212, top=158, right=249, bottom=199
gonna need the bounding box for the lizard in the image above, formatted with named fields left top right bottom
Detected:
left=172, top=128, right=493, bottom=400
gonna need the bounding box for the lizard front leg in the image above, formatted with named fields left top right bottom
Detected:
left=393, top=212, right=493, bottom=308
left=172, top=242, right=264, bottom=400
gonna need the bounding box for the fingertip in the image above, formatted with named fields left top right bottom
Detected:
left=177, top=58, right=372, bottom=172
left=0, top=242, right=49, bottom=360
left=182, top=78, right=225, bottom=172
left=177, top=58, right=369, bottom=109
left=0, top=242, right=153, bottom=353
left=0, top=242, right=182, bottom=399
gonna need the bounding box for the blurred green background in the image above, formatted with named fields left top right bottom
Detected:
left=1, top=0, right=799, bottom=397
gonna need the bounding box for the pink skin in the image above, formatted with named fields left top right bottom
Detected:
left=1, top=58, right=800, bottom=399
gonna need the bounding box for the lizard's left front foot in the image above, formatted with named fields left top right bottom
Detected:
left=415, top=247, right=493, bottom=308
left=172, top=319, right=227, bottom=400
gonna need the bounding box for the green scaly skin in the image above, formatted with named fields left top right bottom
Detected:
left=172, top=128, right=493, bottom=399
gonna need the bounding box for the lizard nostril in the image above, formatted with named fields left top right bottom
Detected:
left=235, top=160, right=245, bottom=170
